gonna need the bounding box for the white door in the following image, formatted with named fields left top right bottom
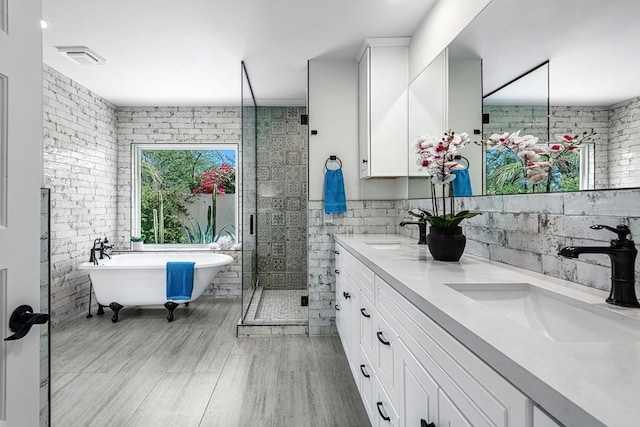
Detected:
left=0, top=0, right=45, bottom=426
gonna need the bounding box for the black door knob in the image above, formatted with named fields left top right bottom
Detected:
left=4, top=305, right=49, bottom=341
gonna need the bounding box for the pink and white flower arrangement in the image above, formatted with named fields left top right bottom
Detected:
left=410, top=131, right=481, bottom=229
left=413, top=131, right=471, bottom=184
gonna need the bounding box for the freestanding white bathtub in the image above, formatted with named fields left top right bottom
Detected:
left=78, top=253, right=233, bottom=322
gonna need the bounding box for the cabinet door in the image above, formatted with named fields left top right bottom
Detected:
left=359, top=47, right=371, bottom=178
left=398, top=342, right=439, bottom=427
left=360, top=346, right=376, bottom=426
left=439, top=389, right=475, bottom=427
left=374, top=376, right=400, bottom=427
left=335, top=267, right=352, bottom=362
left=375, top=310, right=398, bottom=403
left=368, top=46, right=408, bottom=177
left=359, top=289, right=375, bottom=359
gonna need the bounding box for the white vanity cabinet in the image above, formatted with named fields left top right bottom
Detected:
left=335, top=244, right=375, bottom=382
left=334, top=243, right=533, bottom=427
left=358, top=38, right=409, bottom=179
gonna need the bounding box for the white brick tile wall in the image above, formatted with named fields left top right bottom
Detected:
left=43, top=65, right=118, bottom=325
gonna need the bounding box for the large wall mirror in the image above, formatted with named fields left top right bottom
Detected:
left=408, top=0, right=640, bottom=198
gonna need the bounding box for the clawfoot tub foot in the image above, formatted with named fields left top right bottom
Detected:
left=165, top=302, right=179, bottom=322
left=185, top=302, right=189, bottom=307
left=109, top=302, right=124, bottom=323
left=97, top=304, right=105, bottom=315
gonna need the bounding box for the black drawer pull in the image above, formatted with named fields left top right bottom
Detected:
left=421, top=420, right=435, bottom=427
left=360, top=308, right=370, bottom=318
left=335, top=269, right=340, bottom=274
left=360, top=364, right=370, bottom=378
left=335, top=305, right=340, bottom=311
left=376, top=401, right=390, bottom=421
left=343, top=291, right=351, bottom=299
left=377, top=331, right=390, bottom=345
left=362, top=159, right=368, bottom=164
left=334, top=250, right=340, bottom=254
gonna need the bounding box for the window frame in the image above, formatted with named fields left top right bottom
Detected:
left=131, top=143, right=239, bottom=247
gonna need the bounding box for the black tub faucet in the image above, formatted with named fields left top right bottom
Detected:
left=89, top=237, right=113, bottom=264
left=558, top=224, right=639, bottom=308
left=400, top=212, right=427, bottom=245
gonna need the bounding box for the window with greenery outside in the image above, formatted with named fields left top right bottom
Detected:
left=139, top=148, right=236, bottom=244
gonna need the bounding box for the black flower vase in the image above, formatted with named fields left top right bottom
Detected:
left=426, top=226, right=466, bottom=261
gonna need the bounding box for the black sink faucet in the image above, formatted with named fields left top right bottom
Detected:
left=558, top=224, right=639, bottom=308
left=400, top=218, right=427, bottom=245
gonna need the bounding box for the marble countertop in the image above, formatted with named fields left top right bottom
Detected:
left=334, top=233, right=640, bottom=427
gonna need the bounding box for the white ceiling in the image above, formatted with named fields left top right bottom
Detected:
left=42, top=0, right=437, bottom=107
left=449, top=0, right=640, bottom=106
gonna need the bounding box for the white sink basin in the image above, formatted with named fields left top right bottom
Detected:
left=364, top=241, right=401, bottom=250
left=446, top=283, right=640, bottom=342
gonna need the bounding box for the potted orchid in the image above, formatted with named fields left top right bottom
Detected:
left=411, top=131, right=481, bottom=261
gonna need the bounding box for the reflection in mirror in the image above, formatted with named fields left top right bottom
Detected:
left=407, top=49, right=482, bottom=199
left=448, top=0, right=640, bottom=194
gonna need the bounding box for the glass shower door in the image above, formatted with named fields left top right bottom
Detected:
left=241, top=62, right=257, bottom=321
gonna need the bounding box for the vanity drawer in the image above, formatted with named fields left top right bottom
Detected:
left=375, top=276, right=530, bottom=427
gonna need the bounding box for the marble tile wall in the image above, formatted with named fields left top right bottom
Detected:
left=404, top=189, right=640, bottom=295
left=256, top=107, right=309, bottom=289
left=308, top=200, right=405, bottom=335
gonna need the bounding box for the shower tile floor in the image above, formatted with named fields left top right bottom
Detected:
left=244, top=286, right=308, bottom=324
left=256, top=289, right=308, bottom=322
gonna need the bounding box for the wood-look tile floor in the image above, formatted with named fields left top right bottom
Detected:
left=51, top=297, right=370, bottom=427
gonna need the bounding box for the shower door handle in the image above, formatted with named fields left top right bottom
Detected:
left=249, top=214, right=254, bottom=235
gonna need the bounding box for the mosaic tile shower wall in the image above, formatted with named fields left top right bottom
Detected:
left=256, top=107, right=308, bottom=289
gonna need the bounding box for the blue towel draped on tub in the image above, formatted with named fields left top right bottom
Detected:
left=166, top=261, right=195, bottom=301
left=452, top=169, right=472, bottom=197
left=324, top=168, right=346, bottom=214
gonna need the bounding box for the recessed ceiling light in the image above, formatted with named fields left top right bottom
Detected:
left=56, top=46, right=106, bottom=65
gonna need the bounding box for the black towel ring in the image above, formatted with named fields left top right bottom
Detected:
left=325, top=155, right=342, bottom=171
left=454, top=155, right=469, bottom=170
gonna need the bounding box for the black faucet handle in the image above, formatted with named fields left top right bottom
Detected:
left=590, top=224, right=631, bottom=240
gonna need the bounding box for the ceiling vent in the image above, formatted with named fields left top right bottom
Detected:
left=56, top=46, right=106, bottom=65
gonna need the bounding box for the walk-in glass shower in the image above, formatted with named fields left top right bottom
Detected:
left=241, top=62, right=257, bottom=321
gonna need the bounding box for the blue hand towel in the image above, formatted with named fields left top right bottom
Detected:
left=452, top=169, right=472, bottom=197
left=324, top=168, right=346, bottom=214
left=166, top=261, right=195, bottom=301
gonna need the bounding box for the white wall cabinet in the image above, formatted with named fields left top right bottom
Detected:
left=335, top=243, right=534, bottom=427
left=358, top=38, right=410, bottom=179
